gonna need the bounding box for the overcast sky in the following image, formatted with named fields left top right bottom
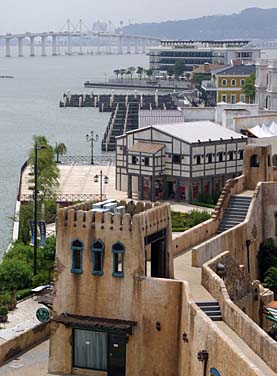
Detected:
left=0, top=0, right=276, bottom=33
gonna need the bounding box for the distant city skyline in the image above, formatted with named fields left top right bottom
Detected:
left=0, top=1, right=276, bottom=34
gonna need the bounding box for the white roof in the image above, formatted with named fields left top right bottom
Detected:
left=152, top=121, right=246, bottom=143
left=248, top=124, right=276, bottom=138
left=269, top=121, right=277, bottom=135
left=261, top=123, right=275, bottom=136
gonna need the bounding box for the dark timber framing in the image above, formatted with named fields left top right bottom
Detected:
left=116, top=125, right=247, bottom=202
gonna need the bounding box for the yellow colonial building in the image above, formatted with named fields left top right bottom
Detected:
left=201, top=64, right=256, bottom=106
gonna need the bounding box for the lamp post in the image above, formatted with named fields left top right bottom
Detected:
left=34, top=143, right=45, bottom=276
left=86, top=131, right=99, bottom=165
left=94, top=170, right=109, bottom=201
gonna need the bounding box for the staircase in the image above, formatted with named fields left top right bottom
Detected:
left=196, top=301, right=222, bottom=321
left=217, top=195, right=252, bottom=234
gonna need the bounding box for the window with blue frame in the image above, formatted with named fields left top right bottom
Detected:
left=112, top=242, right=125, bottom=277
left=71, top=239, right=83, bottom=274
left=91, top=239, right=105, bottom=275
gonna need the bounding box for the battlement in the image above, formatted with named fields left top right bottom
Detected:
left=57, top=200, right=171, bottom=236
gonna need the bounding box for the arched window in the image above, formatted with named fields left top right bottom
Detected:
left=91, top=239, right=105, bottom=275
left=71, top=239, right=83, bottom=274
left=238, top=150, right=244, bottom=160
left=272, top=154, right=277, bottom=166
left=112, top=241, right=125, bottom=278
left=250, top=155, right=260, bottom=167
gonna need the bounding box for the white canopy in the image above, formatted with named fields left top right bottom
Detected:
left=261, top=123, right=275, bottom=136
left=269, top=121, right=277, bottom=135
left=247, top=125, right=272, bottom=138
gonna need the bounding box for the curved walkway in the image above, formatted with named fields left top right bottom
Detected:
left=174, top=249, right=276, bottom=376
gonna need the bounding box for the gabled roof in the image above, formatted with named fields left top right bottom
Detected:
left=192, top=64, right=223, bottom=74
left=211, top=64, right=256, bottom=76
left=128, top=142, right=165, bottom=154
left=151, top=121, right=247, bottom=144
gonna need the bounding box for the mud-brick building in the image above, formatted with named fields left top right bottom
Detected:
left=115, top=121, right=247, bottom=202
left=49, top=201, right=181, bottom=376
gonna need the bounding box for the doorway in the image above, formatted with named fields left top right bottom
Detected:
left=73, top=329, right=126, bottom=376
left=144, top=229, right=168, bottom=278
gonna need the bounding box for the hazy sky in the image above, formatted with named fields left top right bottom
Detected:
left=0, top=0, right=276, bottom=33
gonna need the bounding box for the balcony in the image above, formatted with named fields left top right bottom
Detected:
left=201, top=80, right=217, bottom=90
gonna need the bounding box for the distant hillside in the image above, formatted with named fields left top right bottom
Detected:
left=120, top=8, right=277, bottom=40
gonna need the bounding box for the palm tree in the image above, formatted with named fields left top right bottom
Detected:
left=145, top=69, right=153, bottom=80
left=136, top=66, right=144, bottom=80
left=128, top=66, right=136, bottom=80
left=113, top=69, right=120, bottom=80
left=125, top=69, right=131, bottom=80
left=119, top=69, right=126, bottom=81
left=54, top=142, right=67, bottom=163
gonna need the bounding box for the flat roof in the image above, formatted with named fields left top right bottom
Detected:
left=152, top=121, right=247, bottom=143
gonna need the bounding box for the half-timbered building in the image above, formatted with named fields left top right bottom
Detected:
left=116, top=121, right=247, bottom=202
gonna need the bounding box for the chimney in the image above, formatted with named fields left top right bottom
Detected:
left=204, top=62, right=209, bottom=73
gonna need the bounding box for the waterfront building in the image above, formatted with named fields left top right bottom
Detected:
left=256, top=59, right=277, bottom=111
left=115, top=121, right=247, bottom=202
left=149, top=40, right=260, bottom=74
left=201, top=64, right=256, bottom=106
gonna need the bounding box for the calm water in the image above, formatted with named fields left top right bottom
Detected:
left=0, top=45, right=148, bottom=254
left=0, top=47, right=276, bottom=254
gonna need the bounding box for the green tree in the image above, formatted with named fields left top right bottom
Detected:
left=167, top=66, right=174, bottom=77
left=241, top=72, right=256, bottom=103
left=54, top=142, right=67, bottom=163
left=0, top=259, right=33, bottom=291
left=264, top=266, right=277, bottom=297
left=128, top=66, right=136, bottom=80
left=173, top=60, right=185, bottom=78
left=193, top=73, right=211, bottom=89
left=125, top=68, right=131, bottom=80
left=136, top=66, right=144, bottom=80
left=28, top=135, right=59, bottom=200
left=113, top=69, right=120, bottom=79
left=119, top=69, right=126, bottom=80
left=145, top=69, right=153, bottom=79
left=258, top=238, right=277, bottom=281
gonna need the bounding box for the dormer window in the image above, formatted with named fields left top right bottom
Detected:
left=71, top=239, right=83, bottom=274
left=91, top=239, right=104, bottom=275
left=112, top=242, right=125, bottom=278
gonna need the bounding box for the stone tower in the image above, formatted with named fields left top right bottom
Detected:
left=256, top=59, right=277, bottom=110
left=48, top=200, right=183, bottom=376
left=243, top=144, right=273, bottom=190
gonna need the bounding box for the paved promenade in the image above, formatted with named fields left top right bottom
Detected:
left=0, top=299, right=44, bottom=344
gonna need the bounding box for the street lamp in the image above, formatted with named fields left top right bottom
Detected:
left=86, top=131, right=99, bottom=165
left=94, top=170, right=109, bottom=201
left=34, top=143, right=45, bottom=276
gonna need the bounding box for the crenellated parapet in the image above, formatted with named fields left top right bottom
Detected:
left=57, top=200, right=171, bottom=237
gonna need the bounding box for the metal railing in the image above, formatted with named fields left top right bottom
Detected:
left=59, top=155, right=115, bottom=165
left=20, top=193, right=106, bottom=203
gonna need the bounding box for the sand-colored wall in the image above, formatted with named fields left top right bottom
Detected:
left=202, top=255, right=277, bottom=373
left=178, top=282, right=268, bottom=376
left=262, top=182, right=277, bottom=243
left=0, top=323, right=50, bottom=367
left=49, top=203, right=181, bottom=376
left=192, top=183, right=263, bottom=281
left=173, top=175, right=245, bottom=257
left=49, top=278, right=182, bottom=376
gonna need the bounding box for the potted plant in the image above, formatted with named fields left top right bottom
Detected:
left=0, top=306, right=8, bottom=323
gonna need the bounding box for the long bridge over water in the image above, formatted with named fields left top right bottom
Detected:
left=0, top=19, right=160, bottom=57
